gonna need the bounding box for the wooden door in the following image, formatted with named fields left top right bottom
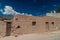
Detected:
left=6, top=22, right=11, bottom=36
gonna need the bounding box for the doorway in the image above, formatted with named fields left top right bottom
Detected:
left=6, top=22, right=11, bottom=36
left=45, top=22, right=49, bottom=31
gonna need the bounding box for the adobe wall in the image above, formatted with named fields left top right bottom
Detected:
left=11, top=15, right=46, bottom=35
left=11, top=14, right=60, bottom=36
left=0, top=21, right=6, bottom=36
left=0, top=14, right=60, bottom=36
left=43, top=16, right=60, bottom=31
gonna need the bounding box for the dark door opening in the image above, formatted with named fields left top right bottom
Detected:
left=6, top=22, right=11, bottom=36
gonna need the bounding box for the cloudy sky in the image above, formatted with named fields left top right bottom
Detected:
left=0, top=0, right=60, bottom=16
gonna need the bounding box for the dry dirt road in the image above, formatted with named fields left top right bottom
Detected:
left=0, top=31, right=60, bottom=40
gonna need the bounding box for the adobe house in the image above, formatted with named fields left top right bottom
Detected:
left=0, top=11, right=60, bottom=36
left=11, top=14, right=60, bottom=36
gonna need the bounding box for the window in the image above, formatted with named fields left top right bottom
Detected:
left=45, top=22, right=49, bottom=24
left=16, top=26, right=20, bottom=29
left=16, top=18, right=18, bottom=20
left=32, top=21, right=36, bottom=26
left=51, top=22, right=54, bottom=24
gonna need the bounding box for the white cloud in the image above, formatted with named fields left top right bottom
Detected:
left=3, top=6, right=15, bottom=14
left=24, top=13, right=32, bottom=16
left=0, top=5, right=32, bottom=16
left=0, top=6, right=15, bottom=14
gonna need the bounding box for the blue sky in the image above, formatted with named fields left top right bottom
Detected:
left=0, top=0, right=60, bottom=16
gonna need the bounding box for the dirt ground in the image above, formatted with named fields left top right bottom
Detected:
left=0, top=31, right=60, bottom=40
